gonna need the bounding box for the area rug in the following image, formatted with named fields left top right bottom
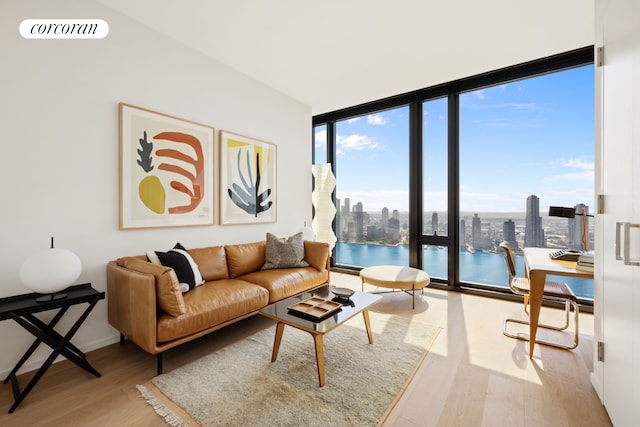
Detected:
left=138, top=312, right=441, bottom=427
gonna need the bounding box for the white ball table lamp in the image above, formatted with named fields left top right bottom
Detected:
left=19, top=237, right=82, bottom=303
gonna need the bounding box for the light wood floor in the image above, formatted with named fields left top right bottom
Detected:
left=0, top=272, right=612, bottom=426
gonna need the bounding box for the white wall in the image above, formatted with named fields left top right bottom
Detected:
left=0, top=0, right=312, bottom=375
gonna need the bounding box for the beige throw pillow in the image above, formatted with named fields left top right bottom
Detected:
left=262, top=232, right=310, bottom=270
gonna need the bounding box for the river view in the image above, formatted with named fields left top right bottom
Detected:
left=335, top=242, right=594, bottom=299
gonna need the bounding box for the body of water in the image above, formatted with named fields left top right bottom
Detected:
left=336, top=242, right=594, bottom=299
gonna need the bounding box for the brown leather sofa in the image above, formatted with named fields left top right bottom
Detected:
left=107, top=240, right=330, bottom=374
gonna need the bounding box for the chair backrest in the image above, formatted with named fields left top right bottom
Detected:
left=499, top=241, right=517, bottom=282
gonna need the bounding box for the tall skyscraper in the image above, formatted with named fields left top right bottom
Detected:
left=460, top=219, right=466, bottom=248
left=381, top=207, right=389, bottom=232
left=432, top=211, right=438, bottom=235
left=353, top=202, right=364, bottom=239
left=503, top=219, right=518, bottom=248
left=472, top=213, right=481, bottom=248
left=524, top=195, right=545, bottom=247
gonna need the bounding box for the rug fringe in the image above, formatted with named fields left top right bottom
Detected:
left=137, top=384, right=190, bottom=427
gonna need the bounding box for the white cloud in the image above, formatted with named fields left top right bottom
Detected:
left=314, top=129, right=326, bottom=146
left=336, top=134, right=378, bottom=157
left=367, top=114, right=387, bottom=125
left=545, top=157, right=595, bottom=182
left=560, top=158, right=594, bottom=171
left=347, top=117, right=360, bottom=124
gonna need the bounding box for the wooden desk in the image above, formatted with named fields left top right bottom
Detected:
left=523, top=248, right=594, bottom=358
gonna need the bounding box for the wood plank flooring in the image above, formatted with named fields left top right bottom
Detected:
left=0, top=272, right=612, bottom=426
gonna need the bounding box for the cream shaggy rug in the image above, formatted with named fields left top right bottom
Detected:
left=138, top=312, right=440, bottom=427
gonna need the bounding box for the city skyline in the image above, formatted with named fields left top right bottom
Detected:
left=315, top=64, right=595, bottom=213
left=335, top=193, right=591, bottom=251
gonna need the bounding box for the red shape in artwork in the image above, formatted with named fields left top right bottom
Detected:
left=154, top=131, right=205, bottom=214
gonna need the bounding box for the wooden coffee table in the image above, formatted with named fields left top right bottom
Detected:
left=259, top=286, right=381, bottom=387
left=360, top=265, right=430, bottom=309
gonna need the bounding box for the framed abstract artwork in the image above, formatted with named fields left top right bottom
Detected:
left=119, top=103, right=215, bottom=229
left=219, top=130, right=277, bottom=224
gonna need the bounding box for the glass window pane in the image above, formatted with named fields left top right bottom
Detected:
left=423, top=97, right=448, bottom=237
left=423, top=245, right=448, bottom=280
left=458, top=65, right=594, bottom=299
left=313, top=124, right=327, bottom=164
left=334, top=107, right=409, bottom=267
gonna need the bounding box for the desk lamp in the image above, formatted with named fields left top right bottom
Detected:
left=19, top=237, right=81, bottom=303
left=548, top=206, right=592, bottom=252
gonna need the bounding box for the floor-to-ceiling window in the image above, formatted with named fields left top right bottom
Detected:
left=422, top=97, right=449, bottom=280
left=313, top=47, right=594, bottom=303
left=458, top=65, right=595, bottom=299
left=332, top=107, right=410, bottom=268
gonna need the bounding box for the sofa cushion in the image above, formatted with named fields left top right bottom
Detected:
left=303, top=241, right=330, bottom=271
left=225, top=241, right=266, bottom=278
left=116, top=257, right=186, bottom=317
left=189, top=245, right=229, bottom=281
left=240, top=267, right=329, bottom=303
left=147, top=243, right=204, bottom=292
left=262, top=232, right=310, bottom=270
left=156, top=279, right=269, bottom=342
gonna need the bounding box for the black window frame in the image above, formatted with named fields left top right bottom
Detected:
left=313, top=46, right=594, bottom=304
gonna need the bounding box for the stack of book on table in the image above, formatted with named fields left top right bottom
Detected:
left=576, top=253, right=594, bottom=272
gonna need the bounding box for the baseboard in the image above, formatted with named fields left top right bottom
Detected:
left=590, top=372, right=604, bottom=402
left=0, top=333, right=120, bottom=379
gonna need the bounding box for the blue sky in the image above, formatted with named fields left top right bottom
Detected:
left=315, top=65, right=595, bottom=214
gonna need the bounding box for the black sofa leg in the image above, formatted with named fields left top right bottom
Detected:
left=120, top=333, right=125, bottom=345
left=157, top=353, right=163, bottom=375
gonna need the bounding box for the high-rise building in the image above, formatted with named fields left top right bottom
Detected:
left=460, top=219, right=466, bottom=249
left=472, top=213, right=481, bottom=248
left=503, top=219, right=518, bottom=248
left=524, top=195, right=545, bottom=247
left=432, top=211, right=438, bottom=235
left=388, top=217, right=400, bottom=241
left=343, top=197, right=350, bottom=218
left=353, top=202, right=364, bottom=239
left=381, top=207, right=389, bottom=232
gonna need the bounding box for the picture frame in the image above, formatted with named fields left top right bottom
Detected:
left=219, top=130, right=277, bottom=224
left=119, top=103, right=215, bottom=229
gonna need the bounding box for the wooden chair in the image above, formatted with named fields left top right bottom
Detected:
left=499, top=241, right=579, bottom=350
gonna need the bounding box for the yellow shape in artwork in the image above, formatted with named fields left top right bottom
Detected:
left=139, top=175, right=166, bottom=214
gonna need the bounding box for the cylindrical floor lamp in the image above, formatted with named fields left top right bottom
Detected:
left=311, top=163, right=337, bottom=251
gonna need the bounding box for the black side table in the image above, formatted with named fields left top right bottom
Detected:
left=0, top=283, right=105, bottom=413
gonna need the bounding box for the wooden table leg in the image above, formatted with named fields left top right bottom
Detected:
left=528, top=271, right=545, bottom=358
left=312, top=333, right=325, bottom=387
left=362, top=309, right=374, bottom=344
left=271, top=322, right=285, bottom=362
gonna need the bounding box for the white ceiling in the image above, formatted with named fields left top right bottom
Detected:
left=99, top=0, right=594, bottom=115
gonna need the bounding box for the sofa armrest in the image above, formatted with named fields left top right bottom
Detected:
left=304, top=241, right=331, bottom=272
left=107, top=261, right=159, bottom=354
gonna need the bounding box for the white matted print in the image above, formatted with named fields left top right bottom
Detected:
left=119, top=103, right=215, bottom=229
left=219, top=130, right=276, bottom=224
